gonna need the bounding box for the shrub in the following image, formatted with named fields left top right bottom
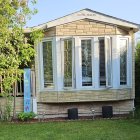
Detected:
left=17, top=112, right=36, bottom=121
left=127, top=106, right=140, bottom=119
left=134, top=106, right=140, bottom=119
left=0, top=97, right=12, bottom=121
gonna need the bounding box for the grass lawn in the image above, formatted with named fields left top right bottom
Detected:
left=0, top=119, right=140, bottom=140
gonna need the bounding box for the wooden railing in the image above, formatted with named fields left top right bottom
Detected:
left=0, top=70, right=36, bottom=97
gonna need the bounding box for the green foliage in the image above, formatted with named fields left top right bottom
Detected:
left=0, top=0, right=43, bottom=95
left=0, top=97, right=12, bottom=121
left=17, top=112, right=36, bottom=121
left=135, top=42, right=140, bottom=104
left=0, top=0, right=43, bottom=119
left=30, top=28, right=44, bottom=45
left=3, top=99, right=12, bottom=121
left=135, top=42, right=140, bottom=62
left=127, top=106, right=140, bottom=120
left=133, top=106, right=140, bottom=119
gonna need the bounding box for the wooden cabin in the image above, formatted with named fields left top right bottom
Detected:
left=2, top=9, right=140, bottom=119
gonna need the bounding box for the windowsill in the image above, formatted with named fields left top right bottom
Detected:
left=40, top=86, right=132, bottom=92
left=118, top=85, right=132, bottom=89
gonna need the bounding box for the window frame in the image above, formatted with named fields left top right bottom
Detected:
left=40, top=38, right=55, bottom=91
left=61, top=37, right=76, bottom=89
left=105, top=36, right=113, bottom=88
left=79, top=37, right=94, bottom=89
left=119, top=37, right=129, bottom=87
left=38, top=35, right=131, bottom=92
left=99, top=36, right=113, bottom=88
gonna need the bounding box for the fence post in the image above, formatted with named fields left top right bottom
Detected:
left=13, top=81, right=16, bottom=118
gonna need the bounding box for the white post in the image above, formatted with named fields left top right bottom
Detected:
left=32, top=98, right=37, bottom=114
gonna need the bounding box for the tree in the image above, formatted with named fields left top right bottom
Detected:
left=0, top=0, right=43, bottom=120
left=135, top=42, right=140, bottom=105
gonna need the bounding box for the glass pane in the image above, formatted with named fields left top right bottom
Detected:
left=120, top=39, right=127, bottom=85
left=43, top=41, right=54, bottom=88
left=106, top=38, right=112, bottom=86
left=64, top=40, right=72, bottom=87
left=99, top=38, right=106, bottom=86
left=81, top=40, right=92, bottom=86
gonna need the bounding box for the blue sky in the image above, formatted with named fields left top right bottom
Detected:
left=26, top=0, right=140, bottom=39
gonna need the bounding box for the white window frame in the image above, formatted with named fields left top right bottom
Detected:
left=105, top=36, right=113, bottom=87
left=98, top=36, right=113, bottom=88
left=79, top=37, right=94, bottom=89
left=119, top=37, right=129, bottom=87
left=61, top=37, right=76, bottom=90
left=40, top=38, right=55, bottom=91
left=37, top=35, right=132, bottom=92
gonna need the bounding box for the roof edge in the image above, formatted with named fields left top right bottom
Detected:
left=25, top=8, right=140, bottom=32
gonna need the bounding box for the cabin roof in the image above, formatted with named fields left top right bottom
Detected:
left=25, top=8, right=140, bottom=33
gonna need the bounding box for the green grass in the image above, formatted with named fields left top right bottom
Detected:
left=0, top=119, right=140, bottom=140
